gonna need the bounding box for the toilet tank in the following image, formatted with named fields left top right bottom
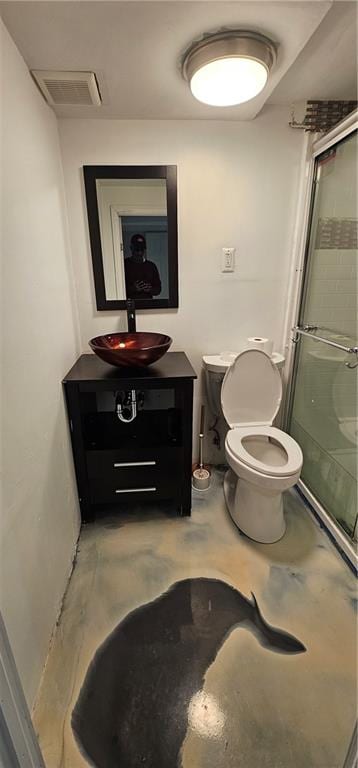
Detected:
left=203, top=351, right=285, bottom=421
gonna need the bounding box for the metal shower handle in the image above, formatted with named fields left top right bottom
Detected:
left=292, top=325, right=358, bottom=368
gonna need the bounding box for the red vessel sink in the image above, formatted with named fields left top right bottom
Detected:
left=89, top=332, right=172, bottom=368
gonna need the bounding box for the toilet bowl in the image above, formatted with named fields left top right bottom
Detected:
left=221, top=349, right=303, bottom=543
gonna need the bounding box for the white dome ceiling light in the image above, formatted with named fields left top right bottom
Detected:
left=182, top=31, right=277, bottom=107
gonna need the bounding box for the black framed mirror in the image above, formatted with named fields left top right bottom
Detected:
left=83, top=165, right=178, bottom=310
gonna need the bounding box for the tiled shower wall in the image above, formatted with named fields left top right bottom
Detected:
left=304, top=247, right=357, bottom=420
left=306, top=248, right=356, bottom=338
left=305, top=135, right=357, bottom=340
left=304, top=134, right=357, bottom=417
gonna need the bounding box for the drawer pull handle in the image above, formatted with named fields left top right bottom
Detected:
left=115, top=487, right=157, bottom=494
left=113, top=461, right=156, bottom=468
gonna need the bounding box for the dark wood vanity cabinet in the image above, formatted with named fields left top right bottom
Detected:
left=63, top=352, right=197, bottom=522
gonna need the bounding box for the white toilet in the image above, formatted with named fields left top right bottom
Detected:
left=221, top=349, right=303, bottom=543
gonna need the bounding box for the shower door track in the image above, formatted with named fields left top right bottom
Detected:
left=283, top=109, right=358, bottom=569
left=297, top=480, right=357, bottom=572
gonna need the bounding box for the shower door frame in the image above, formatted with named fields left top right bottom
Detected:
left=0, top=612, right=46, bottom=767
left=282, top=109, right=358, bottom=569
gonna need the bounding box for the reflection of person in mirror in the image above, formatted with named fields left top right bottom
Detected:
left=124, top=233, right=162, bottom=299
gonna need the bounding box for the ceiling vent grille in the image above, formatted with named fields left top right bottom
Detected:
left=31, top=70, right=101, bottom=106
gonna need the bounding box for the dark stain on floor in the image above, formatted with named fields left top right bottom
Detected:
left=182, top=526, right=209, bottom=545
left=72, top=578, right=305, bottom=768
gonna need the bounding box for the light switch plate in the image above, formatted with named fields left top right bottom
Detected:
left=221, top=247, right=235, bottom=272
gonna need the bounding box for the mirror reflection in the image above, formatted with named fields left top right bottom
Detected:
left=96, top=178, right=168, bottom=301
left=84, top=166, right=178, bottom=310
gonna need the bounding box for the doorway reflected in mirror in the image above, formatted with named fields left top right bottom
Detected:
left=83, top=166, right=178, bottom=310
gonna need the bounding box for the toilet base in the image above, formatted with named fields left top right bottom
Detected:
left=223, top=469, right=286, bottom=544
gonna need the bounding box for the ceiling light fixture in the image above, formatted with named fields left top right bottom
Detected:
left=182, top=31, right=276, bottom=107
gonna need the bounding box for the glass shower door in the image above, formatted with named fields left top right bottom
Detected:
left=288, top=130, right=357, bottom=538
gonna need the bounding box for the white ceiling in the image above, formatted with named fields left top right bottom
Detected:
left=1, top=1, right=357, bottom=120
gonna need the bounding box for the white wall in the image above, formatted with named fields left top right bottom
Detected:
left=59, top=110, right=304, bottom=456
left=0, top=21, right=81, bottom=708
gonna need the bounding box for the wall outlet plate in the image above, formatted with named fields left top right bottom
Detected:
left=221, top=247, right=235, bottom=272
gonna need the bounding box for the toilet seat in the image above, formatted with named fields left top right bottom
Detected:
left=226, top=426, right=303, bottom=477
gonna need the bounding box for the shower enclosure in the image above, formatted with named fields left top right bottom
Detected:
left=287, top=115, right=357, bottom=561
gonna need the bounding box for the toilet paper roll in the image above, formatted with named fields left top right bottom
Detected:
left=246, top=337, right=273, bottom=356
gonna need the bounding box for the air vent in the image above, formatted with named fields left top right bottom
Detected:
left=31, top=70, right=101, bottom=106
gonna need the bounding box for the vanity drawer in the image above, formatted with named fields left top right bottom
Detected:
left=87, top=449, right=182, bottom=504
left=88, top=474, right=180, bottom=504
left=86, top=449, right=182, bottom=480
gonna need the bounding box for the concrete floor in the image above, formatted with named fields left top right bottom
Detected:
left=33, top=471, right=357, bottom=768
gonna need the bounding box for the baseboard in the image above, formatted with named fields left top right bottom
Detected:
left=31, top=529, right=80, bottom=715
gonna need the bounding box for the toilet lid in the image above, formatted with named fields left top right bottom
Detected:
left=221, top=349, right=282, bottom=428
